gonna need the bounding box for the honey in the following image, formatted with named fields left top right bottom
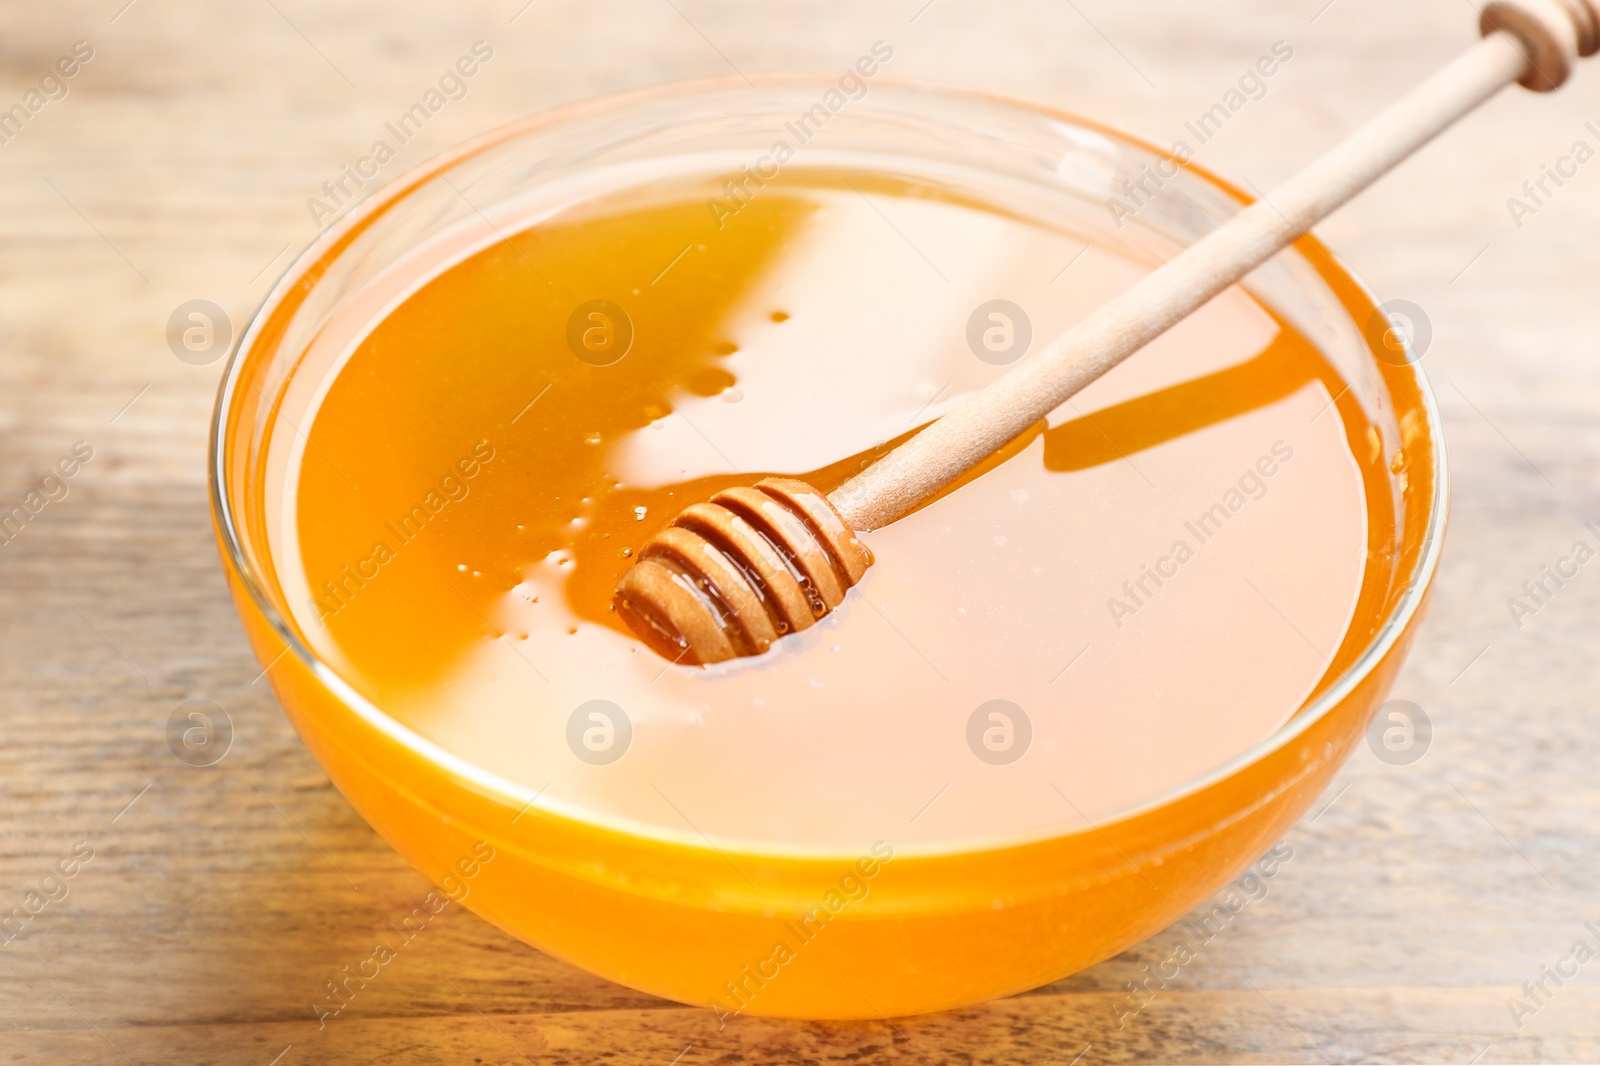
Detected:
left=280, top=168, right=1391, bottom=850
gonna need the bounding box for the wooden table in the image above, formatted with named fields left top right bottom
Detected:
left=4, top=0, right=1599, bottom=1061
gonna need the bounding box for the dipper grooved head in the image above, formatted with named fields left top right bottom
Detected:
left=613, top=478, right=872, bottom=666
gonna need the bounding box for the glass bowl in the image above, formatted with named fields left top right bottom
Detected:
left=210, top=75, right=1444, bottom=1019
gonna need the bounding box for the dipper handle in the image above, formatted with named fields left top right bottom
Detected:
left=615, top=0, right=1598, bottom=665
left=828, top=0, right=1596, bottom=531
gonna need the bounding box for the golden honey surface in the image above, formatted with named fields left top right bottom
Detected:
left=280, top=169, right=1387, bottom=849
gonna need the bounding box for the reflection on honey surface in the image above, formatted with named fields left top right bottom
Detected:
left=287, top=169, right=1384, bottom=848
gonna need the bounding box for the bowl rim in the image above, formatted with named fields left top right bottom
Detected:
left=209, top=71, right=1449, bottom=862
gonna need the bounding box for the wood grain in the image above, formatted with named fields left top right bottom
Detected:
left=2, top=0, right=1600, bottom=1062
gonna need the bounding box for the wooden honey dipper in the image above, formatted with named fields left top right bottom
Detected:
left=615, top=0, right=1599, bottom=666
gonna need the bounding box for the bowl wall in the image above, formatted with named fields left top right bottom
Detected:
left=212, top=77, right=1445, bottom=1018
